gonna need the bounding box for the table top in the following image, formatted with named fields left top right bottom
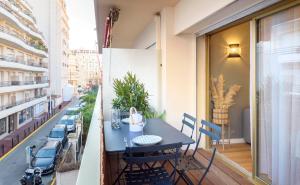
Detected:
left=104, top=118, right=195, bottom=153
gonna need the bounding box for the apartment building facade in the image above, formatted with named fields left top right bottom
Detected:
left=27, top=0, right=70, bottom=107
left=68, top=50, right=79, bottom=89
left=69, top=49, right=100, bottom=89
left=0, top=0, right=48, bottom=140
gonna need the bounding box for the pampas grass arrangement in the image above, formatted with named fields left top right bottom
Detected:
left=211, top=74, right=241, bottom=125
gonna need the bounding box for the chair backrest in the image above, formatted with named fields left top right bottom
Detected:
left=123, top=143, right=182, bottom=183
left=124, top=142, right=182, bottom=164
left=193, top=120, right=221, bottom=156
left=181, top=113, right=196, bottom=138
left=194, top=120, right=221, bottom=185
left=199, top=120, right=221, bottom=142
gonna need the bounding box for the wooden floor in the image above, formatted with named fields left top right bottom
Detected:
left=105, top=149, right=254, bottom=185
left=216, top=143, right=252, bottom=173
left=172, top=149, right=253, bottom=185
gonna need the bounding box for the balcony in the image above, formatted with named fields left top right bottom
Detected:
left=0, top=94, right=47, bottom=119
left=0, top=79, right=49, bottom=94
left=75, top=89, right=254, bottom=185
left=0, top=25, right=48, bottom=57
left=0, top=1, right=46, bottom=44
left=0, top=55, right=48, bottom=72
left=7, top=0, right=36, bottom=25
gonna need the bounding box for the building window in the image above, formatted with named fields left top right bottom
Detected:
left=0, top=118, right=6, bottom=135
left=19, top=107, right=33, bottom=124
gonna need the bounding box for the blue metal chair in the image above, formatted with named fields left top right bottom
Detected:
left=175, top=120, right=221, bottom=185
left=180, top=113, right=197, bottom=155
left=122, top=143, right=182, bottom=185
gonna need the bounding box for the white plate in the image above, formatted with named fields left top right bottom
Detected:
left=132, top=135, right=162, bottom=146
left=121, top=118, right=130, bottom=124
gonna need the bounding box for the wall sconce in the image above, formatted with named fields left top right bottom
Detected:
left=228, top=44, right=241, bottom=58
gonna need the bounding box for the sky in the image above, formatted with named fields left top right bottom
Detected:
left=66, top=0, right=97, bottom=50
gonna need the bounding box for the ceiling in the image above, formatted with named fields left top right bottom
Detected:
left=94, top=0, right=178, bottom=52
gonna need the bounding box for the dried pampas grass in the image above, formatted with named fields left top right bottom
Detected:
left=211, top=74, right=241, bottom=108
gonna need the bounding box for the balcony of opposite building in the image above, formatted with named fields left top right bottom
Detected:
left=0, top=93, right=47, bottom=119
left=0, top=0, right=46, bottom=43
left=0, top=25, right=47, bottom=58
left=0, top=78, right=49, bottom=94
left=0, top=55, right=48, bottom=72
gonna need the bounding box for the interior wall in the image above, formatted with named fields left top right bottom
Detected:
left=102, top=48, right=161, bottom=121
left=209, top=22, right=250, bottom=139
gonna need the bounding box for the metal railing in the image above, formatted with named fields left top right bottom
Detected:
left=0, top=79, right=49, bottom=87
left=0, top=55, right=48, bottom=69
left=0, top=93, right=47, bottom=111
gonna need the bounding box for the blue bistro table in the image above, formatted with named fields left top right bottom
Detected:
left=104, top=118, right=195, bottom=184
left=104, top=118, right=195, bottom=153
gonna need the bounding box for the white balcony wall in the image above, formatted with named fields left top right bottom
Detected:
left=102, top=48, right=161, bottom=121
left=133, top=19, right=156, bottom=49
left=159, top=7, right=197, bottom=132
left=76, top=89, right=101, bottom=185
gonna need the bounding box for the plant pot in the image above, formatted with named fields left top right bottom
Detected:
left=212, top=108, right=229, bottom=125
left=129, top=123, right=144, bottom=132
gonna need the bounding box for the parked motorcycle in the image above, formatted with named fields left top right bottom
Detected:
left=19, top=167, right=43, bottom=185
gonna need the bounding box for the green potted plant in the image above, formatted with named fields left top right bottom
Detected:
left=112, top=72, right=150, bottom=116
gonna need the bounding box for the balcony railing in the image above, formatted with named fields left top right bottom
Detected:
left=0, top=55, right=48, bottom=69
left=7, top=0, right=36, bottom=22
left=0, top=25, right=47, bottom=53
left=76, top=89, right=103, bottom=185
left=0, top=0, right=39, bottom=34
left=0, top=93, right=47, bottom=111
left=0, top=80, right=49, bottom=87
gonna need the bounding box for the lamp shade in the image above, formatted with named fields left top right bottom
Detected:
left=228, top=44, right=241, bottom=58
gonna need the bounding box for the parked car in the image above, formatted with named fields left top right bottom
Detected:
left=65, top=107, right=80, bottom=116
left=57, top=115, right=77, bottom=133
left=48, top=126, right=68, bottom=147
left=79, top=102, right=86, bottom=108
left=54, top=124, right=68, bottom=134
left=31, top=141, right=62, bottom=175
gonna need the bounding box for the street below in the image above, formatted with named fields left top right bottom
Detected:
left=0, top=98, right=78, bottom=185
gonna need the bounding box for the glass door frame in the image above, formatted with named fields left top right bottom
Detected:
left=250, top=1, right=300, bottom=184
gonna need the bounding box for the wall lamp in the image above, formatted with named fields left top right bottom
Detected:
left=227, top=44, right=241, bottom=58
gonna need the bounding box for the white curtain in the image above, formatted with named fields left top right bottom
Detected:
left=257, top=15, right=300, bottom=185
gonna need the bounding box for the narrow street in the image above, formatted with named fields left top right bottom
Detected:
left=0, top=98, right=78, bottom=185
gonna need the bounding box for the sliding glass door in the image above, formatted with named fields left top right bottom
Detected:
left=256, top=5, right=300, bottom=185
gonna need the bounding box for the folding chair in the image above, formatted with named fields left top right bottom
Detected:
left=180, top=113, right=197, bottom=155
left=175, top=120, right=221, bottom=185
left=121, top=143, right=182, bottom=185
